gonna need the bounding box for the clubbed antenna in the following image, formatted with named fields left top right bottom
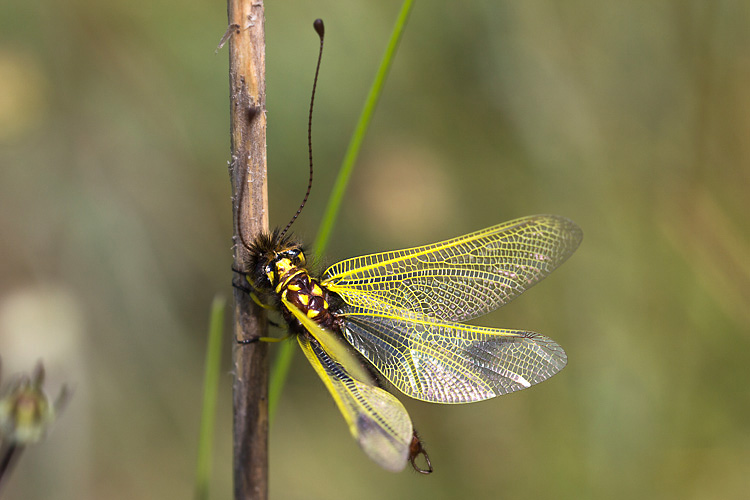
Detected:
left=279, top=19, right=325, bottom=239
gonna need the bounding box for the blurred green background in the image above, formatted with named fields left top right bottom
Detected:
left=2, top=1, right=750, bottom=498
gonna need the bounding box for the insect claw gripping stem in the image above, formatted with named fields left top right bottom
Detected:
left=236, top=334, right=291, bottom=345
left=231, top=279, right=253, bottom=295
left=236, top=336, right=261, bottom=345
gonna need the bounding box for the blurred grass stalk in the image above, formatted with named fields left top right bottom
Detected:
left=268, top=0, right=415, bottom=423
left=194, top=296, right=225, bottom=500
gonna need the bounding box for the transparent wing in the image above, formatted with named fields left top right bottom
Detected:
left=322, top=215, right=582, bottom=322
left=283, top=295, right=374, bottom=385
left=284, top=298, right=413, bottom=472
left=340, top=305, right=567, bottom=403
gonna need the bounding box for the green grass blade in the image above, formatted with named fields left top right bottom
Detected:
left=194, top=295, right=226, bottom=500
left=268, top=0, right=415, bottom=423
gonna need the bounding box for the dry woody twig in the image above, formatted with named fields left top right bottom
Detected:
left=226, top=0, right=269, bottom=499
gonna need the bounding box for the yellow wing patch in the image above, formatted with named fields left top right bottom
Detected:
left=322, top=215, right=582, bottom=322
left=283, top=298, right=413, bottom=472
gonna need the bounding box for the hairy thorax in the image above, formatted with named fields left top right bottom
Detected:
left=274, top=262, right=339, bottom=335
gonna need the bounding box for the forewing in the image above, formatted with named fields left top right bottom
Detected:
left=340, top=306, right=567, bottom=403
left=285, top=299, right=413, bottom=472
left=323, top=215, right=582, bottom=322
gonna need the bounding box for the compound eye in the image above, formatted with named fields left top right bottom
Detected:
left=284, top=248, right=305, bottom=266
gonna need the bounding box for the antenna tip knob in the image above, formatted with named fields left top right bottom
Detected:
left=313, top=19, right=325, bottom=39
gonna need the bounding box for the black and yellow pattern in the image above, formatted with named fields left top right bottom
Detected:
left=246, top=214, right=582, bottom=472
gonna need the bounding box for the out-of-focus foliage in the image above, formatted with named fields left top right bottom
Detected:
left=0, top=361, right=68, bottom=446
left=1, top=1, right=749, bottom=499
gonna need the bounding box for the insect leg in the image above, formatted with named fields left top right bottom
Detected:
left=236, top=333, right=292, bottom=345
left=231, top=272, right=254, bottom=294
left=249, top=292, right=275, bottom=311
left=230, top=270, right=275, bottom=311
left=231, top=270, right=286, bottom=338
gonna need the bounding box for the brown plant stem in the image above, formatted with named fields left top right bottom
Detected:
left=226, top=1, right=269, bottom=499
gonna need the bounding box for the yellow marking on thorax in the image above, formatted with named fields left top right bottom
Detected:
left=275, top=268, right=306, bottom=294
left=275, top=257, right=295, bottom=275
left=307, top=309, right=320, bottom=319
left=298, top=294, right=309, bottom=306
left=311, top=283, right=323, bottom=296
